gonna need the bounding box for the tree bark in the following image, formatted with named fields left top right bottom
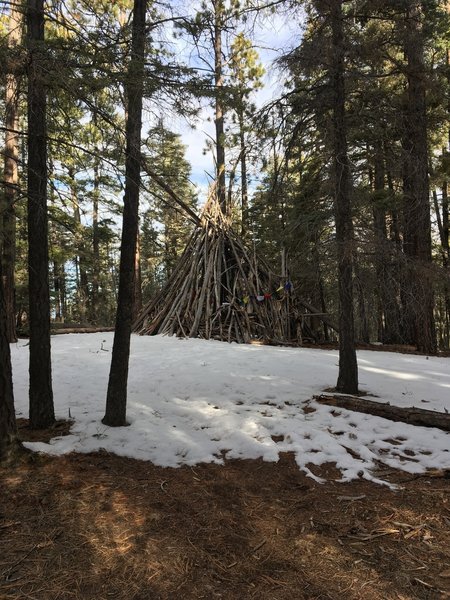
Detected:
left=133, top=231, right=143, bottom=321
left=402, top=1, right=436, bottom=354
left=329, top=0, right=358, bottom=394
left=238, top=105, right=249, bottom=236
left=314, top=394, right=450, bottom=432
left=52, top=258, right=64, bottom=322
left=103, top=0, right=147, bottom=427
left=1, top=3, right=22, bottom=343
left=69, top=167, right=89, bottom=324
left=213, top=0, right=226, bottom=213
left=91, top=160, right=100, bottom=323
left=354, top=263, right=370, bottom=344
left=27, top=0, right=55, bottom=429
left=0, top=259, right=19, bottom=464
left=372, top=144, right=402, bottom=344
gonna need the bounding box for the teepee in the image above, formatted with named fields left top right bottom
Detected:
left=133, top=197, right=298, bottom=344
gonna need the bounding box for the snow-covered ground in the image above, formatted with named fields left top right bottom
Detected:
left=10, top=333, right=450, bottom=484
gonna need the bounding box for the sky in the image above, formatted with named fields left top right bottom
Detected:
left=167, top=8, right=302, bottom=199
left=11, top=333, right=450, bottom=486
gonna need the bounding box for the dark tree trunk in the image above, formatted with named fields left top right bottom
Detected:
left=1, top=4, right=22, bottom=344
left=329, top=1, right=358, bottom=394
left=440, top=44, right=450, bottom=347
left=312, top=241, right=329, bottom=341
left=103, top=0, right=147, bottom=427
left=442, top=45, right=449, bottom=262
left=214, top=0, right=226, bottom=213
left=372, top=144, right=402, bottom=344
left=372, top=145, right=388, bottom=342
left=443, top=178, right=449, bottom=261
left=386, top=165, right=411, bottom=344
left=442, top=176, right=450, bottom=347
left=354, top=265, right=369, bottom=344
left=53, top=258, right=65, bottom=323
left=402, top=1, right=436, bottom=354
left=91, top=161, right=100, bottom=323
left=431, top=175, right=450, bottom=349
left=133, top=231, right=143, bottom=321
left=26, top=0, right=54, bottom=429
left=0, top=258, right=19, bottom=464
left=238, top=106, right=249, bottom=236
left=70, top=168, right=89, bottom=324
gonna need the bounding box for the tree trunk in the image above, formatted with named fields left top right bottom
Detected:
left=27, top=0, right=55, bottom=429
left=440, top=42, right=450, bottom=347
left=103, top=0, right=147, bottom=427
left=386, top=165, right=412, bottom=345
left=372, top=144, right=402, bottom=344
left=70, top=167, right=89, bottom=324
left=91, top=160, right=100, bottom=323
left=329, top=1, right=358, bottom=394
left=312, top=240, right=330, bottom=341
left=1, top=3, right=22, bottom=343
left=442, top=174, right=450, bottom=347
left=372, top=146, right=387, bottom=342
left=238, top=106, right=249, bottom=236
left=133, top=230, right=143, bottom=321
left=354, top=267, right=370, bottom=344
left=52, top=256, right=64, bottom=323
left=402, top=1, right=436, bottom=354
left=443, top=45, right=449, bottom=262
left=0, top=259, right=19, bottom=464
left=214, top=0, right=226, bottom=213
left=443, top=178, right=449, bottom=261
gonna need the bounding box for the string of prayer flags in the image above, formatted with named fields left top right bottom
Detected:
left=235, top=282, right=293, bottom=306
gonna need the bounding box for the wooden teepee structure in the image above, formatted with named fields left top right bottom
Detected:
left=133, top=197, right=298, bottom=344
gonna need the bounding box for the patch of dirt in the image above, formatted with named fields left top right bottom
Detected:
left=16, top=418, right=73, bottom=443
left=0, top=451, right=449, bottom=600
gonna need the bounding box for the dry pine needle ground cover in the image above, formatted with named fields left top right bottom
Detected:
left=0, top=424, right=449, bottom=600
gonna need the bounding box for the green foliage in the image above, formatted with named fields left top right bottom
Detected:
left=140, top=122, right=198, bottom=300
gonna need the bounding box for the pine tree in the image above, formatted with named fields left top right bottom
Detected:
left=401, top=0, right=436, bottom=353
left=141, top=123, right=198, bottom=291
left=325, top=0, right=358, bottom=392
left=0, top=238, right=19, bottom=464
left=103, top=0, right=147, bottom=427
left=229, top=32, right=264, bottom=236
left=26, top=0, right=55, bottom=428
left=1, top=1, right=22, bottom=343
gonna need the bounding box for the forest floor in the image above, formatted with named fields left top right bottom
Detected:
left=1, top=427, right=449, bottom=600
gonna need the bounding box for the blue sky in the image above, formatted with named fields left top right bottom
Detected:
left=170, top=8, right=302, bottom=201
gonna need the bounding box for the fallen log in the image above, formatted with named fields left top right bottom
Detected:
left=51, top=327, right=115, bottom=335
left=313, top=394, right=450, bottom=432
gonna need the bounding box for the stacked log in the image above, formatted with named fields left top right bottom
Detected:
left=133, top=198, right=294, bottom=344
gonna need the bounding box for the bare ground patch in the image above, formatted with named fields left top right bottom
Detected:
left=0, top=450, right=449, bottom=600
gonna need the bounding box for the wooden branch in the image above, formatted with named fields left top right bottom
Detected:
left=297, top=298, right=339, bottom=332
left=141, top=159, right=201, bottom=225
left=313, top=394, right=450, bottom=432
left=133, top=196, right=305, bottom=345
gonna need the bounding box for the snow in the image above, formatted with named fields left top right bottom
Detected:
left=10, top=333, right=450, bottom=484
